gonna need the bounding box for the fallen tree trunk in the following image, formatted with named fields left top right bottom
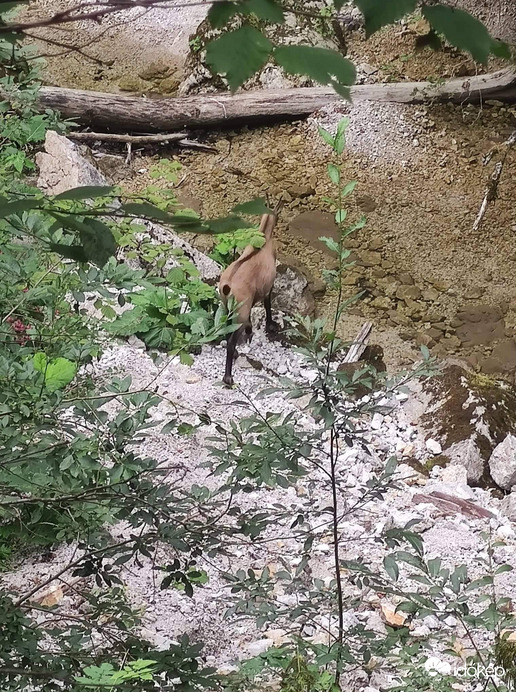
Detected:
left=18, top=67, right=516, bottom=132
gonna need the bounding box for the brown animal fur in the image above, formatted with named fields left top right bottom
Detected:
left=219, top=211, right=280, bottom=385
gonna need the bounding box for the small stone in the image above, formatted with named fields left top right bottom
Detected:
left=155, top=75, right=182, bottom=94
left=357, top=195, right=377, bottom=212
left=412, top=625, right=431, bottom=639
left=500, top=492, right=516, bottom=521
left=246, top=639, right=274, bottom=656
left=380, top=603, right=407, bottom=628
left=396, top=285, right=422, bottom=302
left=371, top=413, right=384, bottom=430
left=422, top=288, right=440, bottom=302
left=432, top=280, right=451, bottom=292
left=118, top=75, right=148, bottom=92
left=397, top=272, right=414, bottom=285
left=426, top=438, right=442, bottom=455
left=287, top=184, right=315, bottom=198
left=138, top=60, right=171, bottom=80
left=464, top=287, right=484, bottom=300
left=388, top=310, right=411, bottom=326
left=370, top=296, right=391, bottom=310
left=359, top=251, right=382, bottom=267
left=369, top=238, right=384, bottom=251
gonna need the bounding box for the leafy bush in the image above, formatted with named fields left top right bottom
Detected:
left=210, top=225, right=265, bottom=266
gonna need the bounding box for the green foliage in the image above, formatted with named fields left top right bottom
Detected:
left=210, top=225, right=264, bottom=266
left=203, top=0, right=509, bottom=91
left=149, top=157, right=182, bottom=183
left=355, top=0, right=418, bottom=36
left=32, top=352, right=77, bottom=392
left=274, top=46, right=356, bottom=98
left=208, top=0, right=284, bottom=29
left=422, top=4, right=500, bottom=64
left=205, top=25, right=273, bottom=91
left=104, top=257, right=233, bottom=351
left=75, top=659, right=157, bottom=688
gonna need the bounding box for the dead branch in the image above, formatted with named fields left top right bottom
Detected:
left=472, top=130, right=516, bottom=232
left=67, top=130, right=218, bottom=152
left=7, top=67, right=513, bottom=133
left=68, top=131, right=188, bottom=144
left=343, top=322, right=373, bottom=363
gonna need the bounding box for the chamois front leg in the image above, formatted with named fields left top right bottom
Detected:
left=223, top=328, right=239, bottom=386
left=264, top=291, right=280, bottom=335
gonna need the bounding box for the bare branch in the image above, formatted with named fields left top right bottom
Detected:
left=472, top=130, right=516, bottom=232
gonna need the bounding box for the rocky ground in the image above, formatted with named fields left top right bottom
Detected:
left=2, top=134, right=516, bottom=690
left=4, top=1, right=516, bottom=687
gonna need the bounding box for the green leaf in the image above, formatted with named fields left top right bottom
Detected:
left=208, top=1, right=238, bottom=28
left=243, top=0, right=284, bottom=23
left=490, top=38, right=511, bottom=59
left=354, top=0, right=417, bottom=36
left=205, top=26, right=273, bottom=91
left=207, top=0, right=284, bottom=27
left=383, top=555, right=399, bottom=581
left=208, top=215, right=253, bottom=233
left=0, top=197, right=40, bottom=217
left=342, top=181, right=357, bottom=197
left=78, top=219, right=117, bottom=267
left=319, top=236, right=340, bottom=254
left=49, top=243, right=88, bottom=263
left=334, top=117, right=349, bottom=155
left=422, top=5, right=494, bottom=64
left=232, top=197, right=272, bottom=215
left=327, top=163, right=341, bottom=185
left=33, top=353, right=77, bottom=392
left=275, top=45, right=355, bottom=97
left=52, top=214, right=117, bottom=266
left=121, top=202, right=176, bottom=223
left=54, top=186, right=115, bottom=201
left=495, top=564, right=513, bottom=574
left=318, top=126, right=335, bottom=149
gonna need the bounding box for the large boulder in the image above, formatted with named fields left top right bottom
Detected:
left=273, top=264, right=315, bottom=317
left=36, top=130, right=106, bottom=195
left=36, top=131, right=221, bottom=283
left=488, top=435, right=516, bottom=491
left=418, top=364, right=516, bottom=488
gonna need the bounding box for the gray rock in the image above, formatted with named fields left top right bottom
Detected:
left=417, top=364, right=516, bottom=489
left=273, top=264, right=315, bottom=317
left=500, top=491, right=516, bottom=520
left=446, top=439, right=485, bottom=485
left=488, top=435, right=516, bottom=491
left=36, top=130, right=107, bottom=195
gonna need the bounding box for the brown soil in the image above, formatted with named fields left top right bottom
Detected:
left=114, top=96, right=516, bottom=373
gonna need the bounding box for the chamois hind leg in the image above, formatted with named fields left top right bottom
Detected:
left=264, top=291, right=280, bottom=335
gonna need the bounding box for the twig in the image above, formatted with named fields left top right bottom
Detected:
left=177, top=138, right=218, bottom=153
left=67, top=131, right=188, bottom=144
left=67, top=130, right=218, bottom=153
left=472, top=130, right=516, bottom=232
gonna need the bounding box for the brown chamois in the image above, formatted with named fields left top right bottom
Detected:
left=218, top=205, right=282, bottom=386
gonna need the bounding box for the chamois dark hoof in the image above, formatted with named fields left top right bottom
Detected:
left=266, top=320, right=280, bottom=336
left=223, top=375, right=234, bottom=387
